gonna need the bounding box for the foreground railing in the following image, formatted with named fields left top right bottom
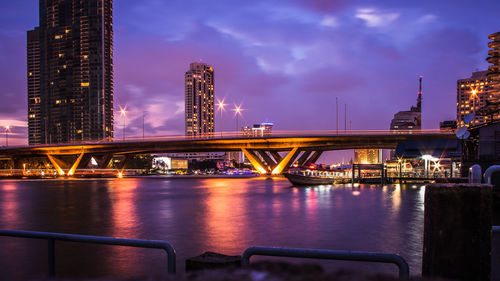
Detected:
left=2, top=228, right=499, bottom=278
left=0, top=229, right=176, bottom=276
left=242, top=246, right=410, bottom=279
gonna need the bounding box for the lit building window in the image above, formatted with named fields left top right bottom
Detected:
left=81, top=82, right=90, bottom=87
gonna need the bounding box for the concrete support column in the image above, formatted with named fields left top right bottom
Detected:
left=77, top=154, right=93, bottom=169
left=269, top=151, right=283, bottom=164
left=297, top=150, right=312, bottom=166
left=97, top=153, right=113, bottom=169
left=422, top=184, right=492, bottom=280
left=303, top=151, right=323, bottom=166
left=271, top=147, right=300, bottom=175
left=257, top=150, right=277, bottom=170
left=117, top=155, right=133, bottom=171
left=242, top=149, right=268, bottom=174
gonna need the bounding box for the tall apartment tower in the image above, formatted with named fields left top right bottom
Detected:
left=27, top=28, right=41, bottom=144
left=184, top=63, right=214, bottom=136
left=456, top=71, right=491, bottom=127
left=485, top=32, right=500, bottom=119
left=28, top=0, right=114, bottom=145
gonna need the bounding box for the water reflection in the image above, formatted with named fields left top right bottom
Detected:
left=202, top=178, right=249, bottom=254
left=0, top=178, right=426, bottom=279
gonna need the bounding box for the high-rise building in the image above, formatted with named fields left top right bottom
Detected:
left=241, top=122, right=274, bottom=137
left=390, top=76, right=422, bottom=131
left=28, top=0, right=114, bottom=145
left=354, top=149, right=382, bottom=164
left=456, top=71, right=491, bottom=127
left=481, top=32, right=500, bottom=120
left=185, top=62, right=214, bottom=136
left=27, top=28, right=41, bottom=145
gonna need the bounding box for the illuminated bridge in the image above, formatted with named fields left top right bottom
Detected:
left=0, top=130, right=455, bottom=175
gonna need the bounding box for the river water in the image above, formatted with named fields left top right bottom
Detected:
left=0, top=177, right=426, bottom=279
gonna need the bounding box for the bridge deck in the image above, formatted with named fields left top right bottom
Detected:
left=0, top=130, right=455, bottom=157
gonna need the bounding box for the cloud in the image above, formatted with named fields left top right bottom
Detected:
left=418, top=14, right=438, bottom=24
left=355, top=8, right=399, bottom=27
left=0, top=119, right=27, bottom=128
left=320, top=16, right=338, bottom=27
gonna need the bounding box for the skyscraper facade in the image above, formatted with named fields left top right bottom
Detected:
left=184, top=62, right=214, bottom=136
left=27, top=28, right=41, bottom=144
left=28, top=0, right=114, bottom=145
left=456, top=71, right=491, bottom=127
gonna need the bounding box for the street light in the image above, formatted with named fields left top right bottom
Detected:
left=142, top=111, right=147, bottom=141
left=5, top=125, right=10, bottom=147
left=217, top=99, right=226, bottom=137
left=470, top=87, right=479, bottom=124
left=232, top=104, right=244, bottom=135
left=120, top=107, right=127, bottom=141
left=421, top=154, right=439, bottom=178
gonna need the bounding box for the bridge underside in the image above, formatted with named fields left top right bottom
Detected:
left=1, top=148, right=324, bottom=176
left=0, top=133, right=455, bottom=175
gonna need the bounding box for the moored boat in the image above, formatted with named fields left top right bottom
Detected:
left=283, top=172, right=334, bottom=185
left=284, top=166, right=345, bottom=185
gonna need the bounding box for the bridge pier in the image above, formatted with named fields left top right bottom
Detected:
left=303, top=151, right=323, bottom=166
left=241, top=149, right=268, bottom=174
left=271, top=147, right=300, bottom=174
left=117, top=155, right=132, bottom=171
left=297, top=150, right=313, bottom=166
left=241, top=148, right=325, bottom=175
left=257, top=150, right=277, bottom=171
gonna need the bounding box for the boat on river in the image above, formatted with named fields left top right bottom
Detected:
left=284, top=167, right=344, bottom=185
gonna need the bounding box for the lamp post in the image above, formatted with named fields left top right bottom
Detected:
left=142, top=111, right=146, bottom=141
left=120, top=107, right=126, bottom=141
left=217, top=99, right=226, bottom=137
left=233, top=105, right=243, bottom=135
left=5, top=125, right=9, bottom=147
left=471, top=88, right=478, bottom=119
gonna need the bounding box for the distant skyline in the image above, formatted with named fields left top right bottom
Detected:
left=0, top=0, right=499, bottom=147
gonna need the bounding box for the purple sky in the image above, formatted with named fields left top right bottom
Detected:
left=0, top=0, right=499, bottom=148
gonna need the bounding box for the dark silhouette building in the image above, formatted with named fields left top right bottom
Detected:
left=390, top=76, right=422, bottom=131
left=28, top=0, right=114, bottom=145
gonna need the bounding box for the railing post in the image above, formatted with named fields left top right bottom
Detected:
left=47, top=238, right=55, bottom=277
left=468, top=164, right=482, bottom=183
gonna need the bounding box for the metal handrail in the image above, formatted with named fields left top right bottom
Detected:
left=0, top=229, right=176, bottom=276
left=242, top=246, right=410, bottom=279
left=484, top=165, right=500, bottom=184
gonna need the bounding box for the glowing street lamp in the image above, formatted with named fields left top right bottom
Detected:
left=470, top=88, right=478, bottom=118
left=217, top=99, right=226, bottom=137
left=5, top=125, right=10, bottom=147
left=232, top=104, right=244, bottom=134
left=421, top=154, right=439, bottom=177
left=120, top=107, right=127, bottom=141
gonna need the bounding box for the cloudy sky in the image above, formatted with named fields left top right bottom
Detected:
left=0, top=0, right=499, bottom=147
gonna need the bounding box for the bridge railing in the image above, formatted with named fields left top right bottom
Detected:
left=0, top=129, right=453, bottom=149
